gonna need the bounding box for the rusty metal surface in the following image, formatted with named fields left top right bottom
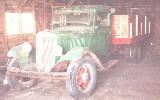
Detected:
left=7, top=67, right=70, bottom=80
left=51, top=61, right=69, bottom=72
left=104, top=60, right=119, bottom=70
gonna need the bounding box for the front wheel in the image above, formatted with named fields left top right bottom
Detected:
left=6, top=58, right=38, bottom=89
left=66, top=57, right=97, bottom=98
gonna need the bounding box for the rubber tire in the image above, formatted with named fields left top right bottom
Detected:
left=124, top=46, right=137, bottom=63
left=66, top=57, right=97, bottom=98
left=6, top=58, right=38, bottom=89
left=125, top=45, right=142, bottom=64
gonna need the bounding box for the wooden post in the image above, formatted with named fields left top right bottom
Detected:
left=0, top=0, right=8, bottom=62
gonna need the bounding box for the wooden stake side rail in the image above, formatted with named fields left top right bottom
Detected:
left=7, top=67, right=70, bottom=80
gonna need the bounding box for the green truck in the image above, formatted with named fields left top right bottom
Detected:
left=6, top=5, right=116, bottom=98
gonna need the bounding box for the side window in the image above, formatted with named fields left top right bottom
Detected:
left=5, top=13, right=20, bottom=35
left=96, top=12, right=110, bottom=27
left=5, top=13, right=35, bottom=35
left=21, top=13, right=35, bottom=34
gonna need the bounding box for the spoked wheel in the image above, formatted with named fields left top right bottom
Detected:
left=6, top=58, right=38, bottom=89
left=76, top=62, right=94, bottom=92
left=66, top=57, right=97, bottom=98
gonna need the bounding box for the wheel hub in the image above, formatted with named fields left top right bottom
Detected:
left=77, top=65, right=90, bottom=89
left=81, top=72, right=89, bottom=82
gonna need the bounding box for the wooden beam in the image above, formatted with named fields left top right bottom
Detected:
left=66, top=0, right=76, bottom=7
left=17, top=0, right=29, bottom=9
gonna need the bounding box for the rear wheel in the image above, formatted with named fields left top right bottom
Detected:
left=124, top=45, right=142, bottom=64
left=125, top=46, right=135, bottom=63
left=135, top=45, right=142, bottom=64
left=66, top=57, right=97, bottom=98
left=6, top=58, right=38, bottom=89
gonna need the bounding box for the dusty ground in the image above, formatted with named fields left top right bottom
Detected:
left=0, top=54, right=160, bottom=100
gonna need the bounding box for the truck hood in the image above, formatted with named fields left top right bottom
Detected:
left=51, top=26, right=94, bottom=34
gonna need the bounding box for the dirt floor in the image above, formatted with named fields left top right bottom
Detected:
left=0, top=53, right=160, bottom=100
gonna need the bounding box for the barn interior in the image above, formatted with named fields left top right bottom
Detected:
left=0, top=0, right=160, bottom=99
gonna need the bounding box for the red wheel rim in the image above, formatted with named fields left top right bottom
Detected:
left=76, top=63, right=93, bottom=92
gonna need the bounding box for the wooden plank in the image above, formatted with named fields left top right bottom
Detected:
left=0, top=0, right=5, bottom=33
left=18, top=0, right=29, bottom=8
left=0, top=0, right=8, bottom=62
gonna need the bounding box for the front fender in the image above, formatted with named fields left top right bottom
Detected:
left=58, top=47, right=88, bottom=62
left=58, top=47, right=105, bottom=71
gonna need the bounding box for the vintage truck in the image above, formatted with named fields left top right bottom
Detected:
left=4, top=5, right=150, bottom=98
left=5, top=5, right=115, bottom=98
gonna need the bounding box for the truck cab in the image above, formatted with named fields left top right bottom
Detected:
left=48, top=5, right=115, bottom=61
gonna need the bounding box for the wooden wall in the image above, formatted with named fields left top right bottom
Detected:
left=0, top=0, right=8, bottom=63
left=0, top=0, right=53, bottom=63
left=154, top=7, right=160, bottom=34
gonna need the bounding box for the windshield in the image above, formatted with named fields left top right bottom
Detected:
left=51, top=12, right=93, bottom=28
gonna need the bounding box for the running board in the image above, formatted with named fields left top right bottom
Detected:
left=98, top=60, right=119, bottom=71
